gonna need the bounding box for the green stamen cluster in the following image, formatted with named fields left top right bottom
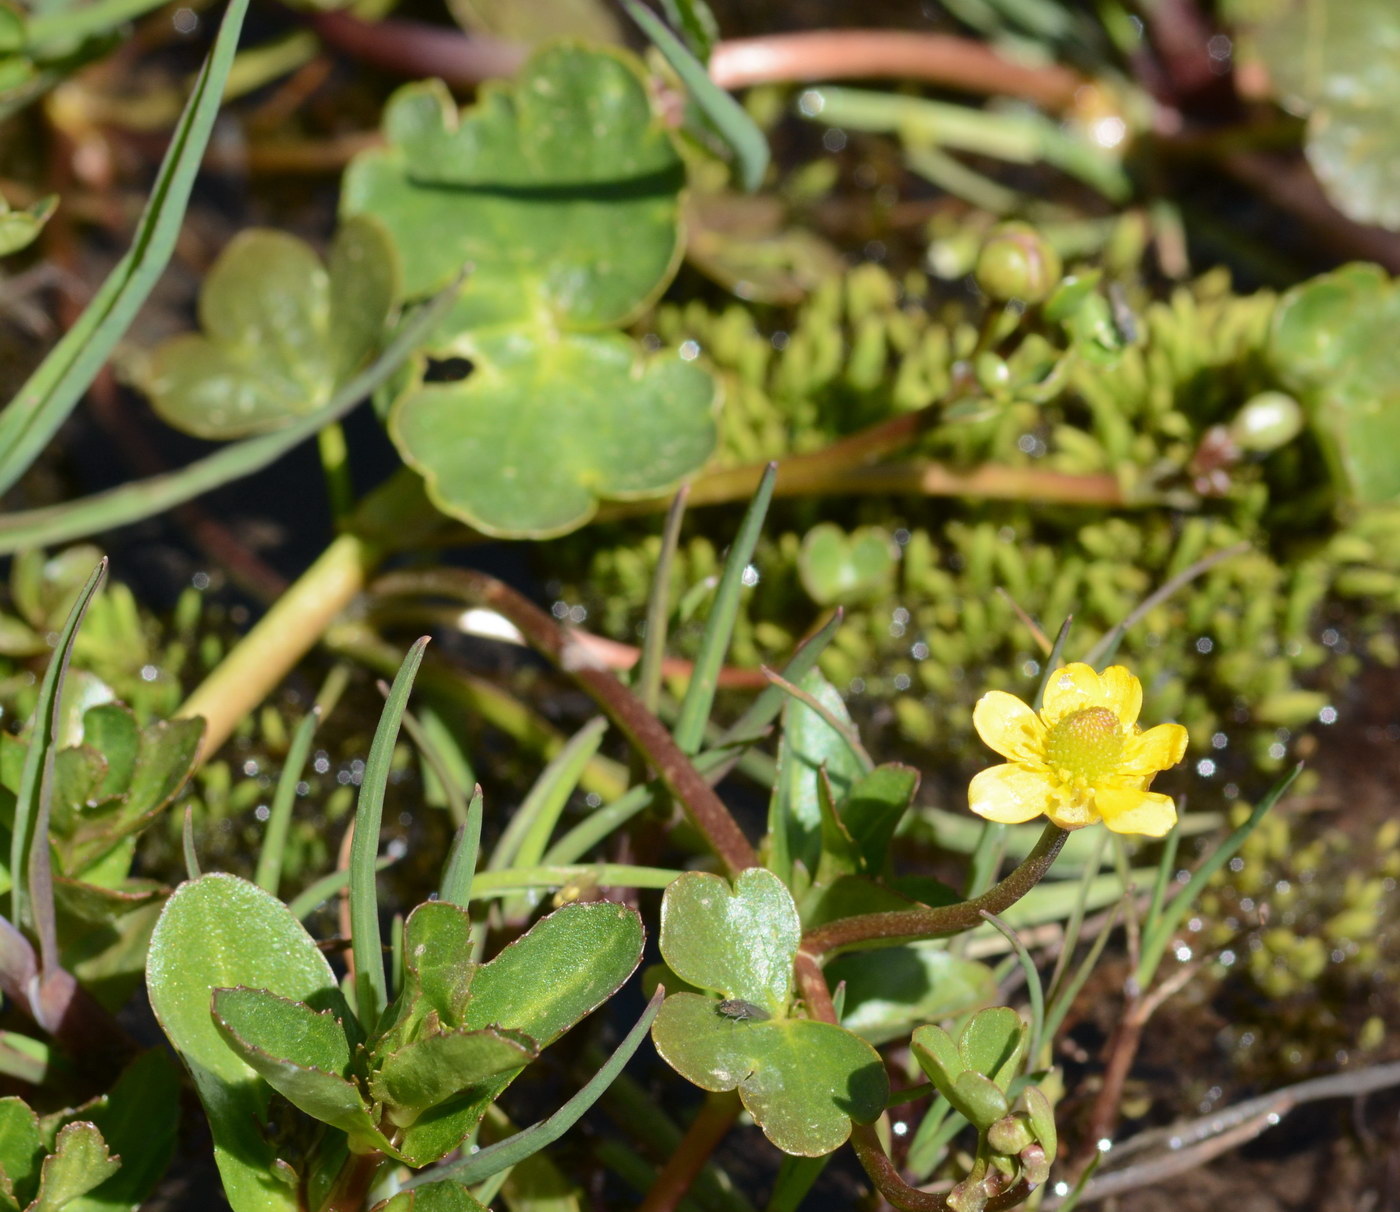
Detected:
left=1043, top=706, right=1125, bottom=783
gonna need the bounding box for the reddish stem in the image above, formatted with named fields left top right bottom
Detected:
left=307, top=12, right=1084, bottom=111
left=636, top=1092, right=741, bottom=1212
left=372, top=568, right=760, bottom=875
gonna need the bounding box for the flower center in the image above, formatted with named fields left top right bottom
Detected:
left=1044, top=706, right=1125, bottom=783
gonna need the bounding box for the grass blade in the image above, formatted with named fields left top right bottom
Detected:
left=638, top=485, right=689, bottom=714
left=410, top=985, right=666, bottom=1188
left=0, top=0, right=250, bottom=495
left=349, top=637, right=429, bottom=1026
left=182, top=805, right=201, bottom=881
left=672, top=462, right=776, bottom=754
left=11, top=561, right=106, bottom=939
left=288, top=856, right=395, bottom=922
left=1136, top=765, right=1300, bottom=988
left=621, top=0, right=769, bottom=191
left=439, top=786, right=484, bottom=907
left=0, top=278, right=461, bottom=553
left=254, top=707, right=321, bottom=896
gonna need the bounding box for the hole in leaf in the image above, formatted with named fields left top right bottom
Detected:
left=423, top=357, right=474, bottom=383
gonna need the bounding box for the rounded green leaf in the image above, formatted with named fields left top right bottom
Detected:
left=659, top=869, right=799, bottom=1015
left=147, top=874, right=346, bottom=1212
left=146, top=218, right=397, bottom=440
left=29, top=1124, right=119, bottom=1212
left=391, top=330, right=715, bottom=538
left=372, top=1179, right=488, bottom=1212
left=0, top=1098, right=41, bottom=1207
left=798, top=524, right=898, bottom=607
left=951, top=1071, right=1009, bottom=1131
left=341, top=47, right=685, bottom=320
left=911, top=1024, right=963, bottom=1095
left=651, top=992, right=887, bottom=1156
left=958, top=1007, right=1027, bottom=1092
left=1021, top=1085, right=1057, bottom=1163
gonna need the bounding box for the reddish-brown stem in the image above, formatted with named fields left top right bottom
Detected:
left=636, top=1092, right=742, bottom=1212
left=802, top=824, right=1068, bottom=956
left=322, top=1149, right=384, bottom=1212
left=794, top=950, right=837, bottom=1024
left=710, top=31, right=1085, bottom=108
left=371, top=569, right=760, bottom=875
left=850, top=1126, right=1037, bottom=1212
left=307, top=13, right=1084, bottom=111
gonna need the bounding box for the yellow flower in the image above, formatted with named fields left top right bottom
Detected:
left=969, top=663, right=1188, bottom=837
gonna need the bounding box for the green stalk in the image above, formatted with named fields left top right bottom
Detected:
left=254, top=707, right=322, bottom=896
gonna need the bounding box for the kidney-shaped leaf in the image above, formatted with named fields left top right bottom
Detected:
left=147, top=874, right=348, bottom=1212
left=652, top=992, right=887, bottom=1156
left=391, top=329, right=716, bottom=538
left=341, top=47, right=685, bottom=320
left=659, top=868, right=800, bottom=1016
left=146, top=217, right=398, bottom=439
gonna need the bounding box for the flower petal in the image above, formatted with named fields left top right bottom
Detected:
left=972, top=692, right=1046, bottom=763
left=1098, top=666, right=1143, bottom=727
left=1045, top=787, right=1098, bottom=830
left=1041, top=663, right=1106, bottom=725
left=1096, top=787, right=1178, bottom=837
left=969, top=764, right=1057, bottom=824
left=1120, top=723, right=1188, bottom=781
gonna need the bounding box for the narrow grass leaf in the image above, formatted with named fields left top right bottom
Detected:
left=1136, top=765, right=1300, bottom=987
left=621, top=0, right=768, bottom=191
left=637, top=485, right=688, bottom=713
left=182, top=805, right=201, bottom=881
left=673, top=463, right=776, bottom=754
left=440, top=786, right=485, bottom=907
left=350, top=638, right=429, bottom=1026
left=0, top=0, right=251, bottom=495
left=255, top=707, right=321, bottom=896
left=11, top=560, right=105, bottom=942
left=980, top=910, right=1044, bottom=1062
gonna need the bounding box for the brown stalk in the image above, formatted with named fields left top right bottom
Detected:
left=371, top=568, right=759, bottom=875
left=801, top=823, right=1069, bottom=956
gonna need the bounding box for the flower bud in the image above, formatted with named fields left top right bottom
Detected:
left=948, top=1177, right=988, bottom=1212
left=988, top=1112, right=1035, bottom=1156
left=1020, top=1142, right=1051, bottom=1185
left=975, top=222, right=1062, bottom=304
left=1228, top=391, right=1304, bottom=453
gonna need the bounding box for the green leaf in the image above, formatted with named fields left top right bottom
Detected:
left=465, top=901, right=644, bottom=1045
left=1242, top=0, right=1400, bottom=229
left=372, top=1179, right=488, bottom=1212
left=1022, top=1086, right=1057, bottom=1163
left=659, top=869, right=799, bottom=1016
left=950, top=1071, right=1008, bottom=1130
left=651, top=992, right=887, bottom=1156
left=147, top=874, right=346, bottom=1212
left=62, top=1049, right=179, bottom=1212
left=394, top=901, right=477, bottom=1040
left=958, top=1007, right=1027, bottom=1091
left=0, top=191, right=54, bottom=258
left=0, top=1098, right=42, bottom=1209
left=768, top=671, right=868, bottom=883
left=798, top=524, right=898, bottom=607
left=342, top=48, right=684, bottom=311
left=146, top=218, right=398, bottom=440
left=825, top=943, right=997, bottom=1046
left=841, top=763, right=919, bottom=876
left=212, top=987, right=353, bottom=1077
left=29, top=1124, right=119, bottom=1212
left=370, top=1027, right=538, bottom=1122
left=53, top=879, right=165, bottom=1011
left=390, top=330, right=715, bottom=538
left=1270, top=266, right=1400, bottom=503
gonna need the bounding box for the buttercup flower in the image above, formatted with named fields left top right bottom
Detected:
left=969, top=663, right=1188, bottom=837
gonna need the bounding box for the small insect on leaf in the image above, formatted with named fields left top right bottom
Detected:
left=716, top=998, right=771, bottom=1022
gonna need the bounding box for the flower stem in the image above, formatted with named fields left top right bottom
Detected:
left=636, top=1092, right=742, bottom=1212
left=801, top=823, right=1069, bottom=956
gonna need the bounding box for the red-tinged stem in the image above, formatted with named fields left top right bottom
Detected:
left=636, top=1092, right=742, bottom=1212
left=709, top=31, right=1084, bottom=109
left=307, top=13, right=1084, bottom=111
left=323, top=1149, right=384, bottom=1212
left=850, top=1124, right=1037, bottom=1212
left=372, top=568, right=760, bottom=876
left=802, top=824, right=1069, bottom=956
